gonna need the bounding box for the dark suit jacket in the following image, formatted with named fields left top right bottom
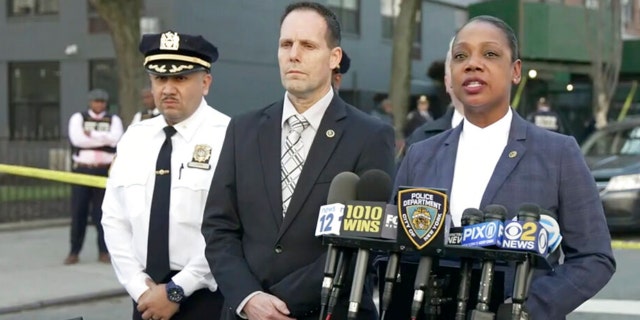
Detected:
left=202, top=95, right=395, bottom=320
left=395, top=111, right=615, bottom=319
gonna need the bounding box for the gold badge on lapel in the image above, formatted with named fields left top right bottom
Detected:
left=326, top=129, right=335, bottom=138
left=508, top=151, right=518, bottom=158
left=187, top=144, right=212, bottom=170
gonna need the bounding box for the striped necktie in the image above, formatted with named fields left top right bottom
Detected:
left=281, top=115, right=310, bottom=217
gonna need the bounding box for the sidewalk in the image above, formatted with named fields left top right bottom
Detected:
left=0, top=224, right=126, bottom=315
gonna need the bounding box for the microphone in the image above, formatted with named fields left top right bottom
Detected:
left=347, top=169, right=392, bottom=320
left=319, top=172, right=360, bottom=320
left=455, top=208, right=484, bottom=320
left=510, top=203, right=541, bottom=320
left=380, top=250, right=399, bottom=319
left=539, top=209, right=562, bottom=257
left=470, top=204, right=507, bottom=320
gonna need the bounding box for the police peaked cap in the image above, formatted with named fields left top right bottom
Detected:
left=139, top=30, right=218, bottom=76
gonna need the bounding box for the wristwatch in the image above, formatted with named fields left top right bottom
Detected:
left=166, top=280, right=185, bottom=304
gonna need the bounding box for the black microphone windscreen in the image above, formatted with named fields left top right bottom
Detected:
left=517, top=203, right=541, bottom=221
left=461, top=208, right=484, bottom=226
left=327, top=172, right=360, bottom=204
left=355, top=169, right=392, bottom=202
left=483, top=204, right=507, bottom=221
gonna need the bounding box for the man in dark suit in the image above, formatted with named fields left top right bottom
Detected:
left=201, top=2, right=395, bottom=320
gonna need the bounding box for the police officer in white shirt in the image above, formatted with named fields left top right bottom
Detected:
left=101, top=31, right=229, bottom=320
left=65, top=88, right=123, bottom=265
left=130, top=87, right=160, bottom=126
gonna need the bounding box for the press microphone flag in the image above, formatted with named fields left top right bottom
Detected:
left=347, top=169, right=393, bottom=320
left=318, top=171, right=359, bottom=320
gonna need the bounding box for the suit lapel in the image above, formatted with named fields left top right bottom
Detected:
left=434, top=124, right=462, bottom=194
left=258, top=103, right=285, bottom=228
left=278, top=97, right=347, bottom=236
left=480, top=111, right=528, bottom=209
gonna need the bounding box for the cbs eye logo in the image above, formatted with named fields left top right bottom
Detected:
left=505, top=221, right=536, bottom=240
left=504, top=221, right=548, bottom=254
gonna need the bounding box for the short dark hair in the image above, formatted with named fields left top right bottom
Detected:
left=456, top=15, right=519, bottom=62
left=280, top=1, right=341, bottom=48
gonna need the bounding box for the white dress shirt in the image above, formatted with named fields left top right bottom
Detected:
left=280, top=88, right=334, bottom=158
left=451, top=108, right=464, bottom=129
left=68, top=110, right=123, bottom=165
left=449, top=108, right=512, bottom=226
left=101, top=98, right=230, bottom=302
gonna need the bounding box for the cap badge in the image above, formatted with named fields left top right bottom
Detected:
left=187, top=144, right=212, bottom=170
left=160, top=31, right=180, bottom=51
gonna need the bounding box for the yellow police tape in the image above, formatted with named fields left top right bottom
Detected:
left=0, top=164, right=106, bottom=188
left=2, top=161, right=640, bottom=249
left=611, top=240, right=640, bottom=250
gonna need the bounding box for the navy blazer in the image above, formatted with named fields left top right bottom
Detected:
left=395, top=110, right=615, bottom=319
left=202, top=95, right=395, bottom=320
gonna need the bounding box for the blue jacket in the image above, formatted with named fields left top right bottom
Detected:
left=395, top=110, right=615, bottom=319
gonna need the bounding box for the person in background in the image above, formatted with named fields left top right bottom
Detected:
left=405, top=37, right=464, bottom=148
left=371, top=98, right=394, bottom=126
left=395, top=15, right=615, bottom=318
left=130, top=87, right=160, bottom=125
left=102, top=31, right=229, bottom=320
left=201, top=2, right=395, bottom=320
left=403, top=95, right=434, bottom=138
left=65, top=88, right=123, bottom=265
left=526, top=97, right=564, bottom=133
left=331, top=50, right=350, bottom=91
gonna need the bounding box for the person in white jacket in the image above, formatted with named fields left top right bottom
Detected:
left=65, top=88, right=123, bottom=266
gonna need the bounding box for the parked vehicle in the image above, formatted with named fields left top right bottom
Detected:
left=581, top=116, right=640, bottom=231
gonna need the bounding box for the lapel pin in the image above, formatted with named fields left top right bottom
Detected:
left=508, top=151, right=517, bottom=158
left=326, top=129, right=335, bottom=138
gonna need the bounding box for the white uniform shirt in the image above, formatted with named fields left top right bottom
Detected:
left=101, top=98, right=230, bottom=302
left=68, top=110, right=124, bottom=165
left=449, top=109, right=512, bottom=226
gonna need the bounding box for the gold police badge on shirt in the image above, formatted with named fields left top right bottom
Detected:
left=187, top=144, right=212, bottom=170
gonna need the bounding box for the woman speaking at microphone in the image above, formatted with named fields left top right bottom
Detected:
left=393, top=15, right=615, bottom=319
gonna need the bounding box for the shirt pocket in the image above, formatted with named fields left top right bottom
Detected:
left=171, top=166, right=214, bottom=224
left=112, top=169, right=151, bottom=219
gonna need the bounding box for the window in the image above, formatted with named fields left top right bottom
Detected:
left=380, top=0, right=422, bottom=58
left=90, top=60, right=119, bottom=114
left=327, top=0, right=360, bottom=35
left=8, top=0, right=58, bottom=16
left=9, top=62, right=60, bottom=140
left=88, top=1, right=109, bottom=34
left=584, top=0, right=599, bottom=9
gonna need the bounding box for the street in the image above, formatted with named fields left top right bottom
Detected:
left=0, top=226, right=639, bottom=320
